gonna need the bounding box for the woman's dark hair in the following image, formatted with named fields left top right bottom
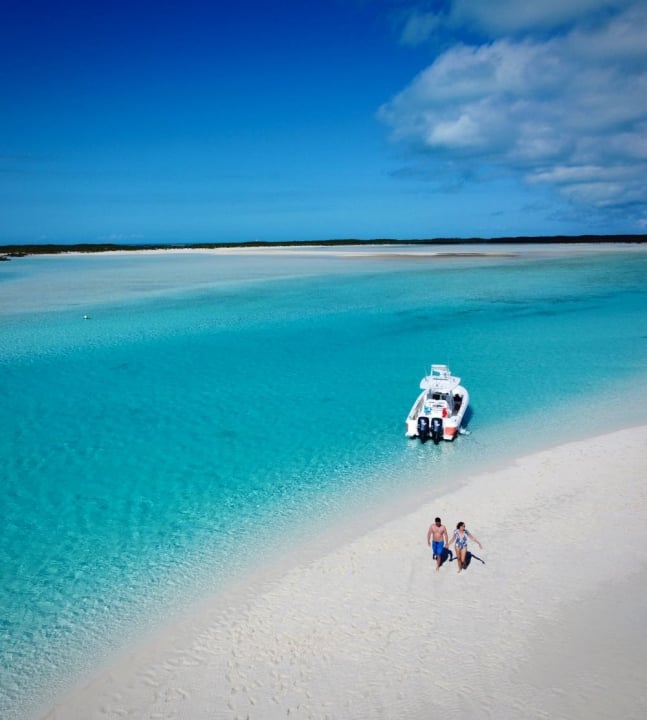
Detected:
left=456, top=521, right=465, bottom=529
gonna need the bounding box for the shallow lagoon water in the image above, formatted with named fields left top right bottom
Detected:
left=1, top=244, right=646, bottom=718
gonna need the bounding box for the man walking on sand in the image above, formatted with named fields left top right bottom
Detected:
left=426, top=517, right=449, bottom=572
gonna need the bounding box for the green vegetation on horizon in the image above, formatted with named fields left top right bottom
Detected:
left=1, top=235, right=646, bottom=260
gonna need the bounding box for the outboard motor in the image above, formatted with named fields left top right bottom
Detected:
left=417, top=416, right=430, bottom=443
left=431, top=417, right=443, bottom=445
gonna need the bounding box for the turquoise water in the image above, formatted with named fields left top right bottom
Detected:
left=1, top=245, right=647, bottom=718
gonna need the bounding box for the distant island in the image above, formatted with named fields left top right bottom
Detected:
left=1, top=235, right=645, bottom=261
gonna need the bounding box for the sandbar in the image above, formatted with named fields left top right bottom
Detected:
left=40, top=425, right=647, bottom=720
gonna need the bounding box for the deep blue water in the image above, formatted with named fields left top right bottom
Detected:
left=1, top=245, right=646, bottom=718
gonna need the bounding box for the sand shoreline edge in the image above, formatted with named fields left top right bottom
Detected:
left=38, top=424, right=647, bottom=720
left=2, top=234, right=646, bottom=262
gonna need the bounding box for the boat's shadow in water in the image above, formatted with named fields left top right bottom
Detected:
left=461, top=405, right=474, bottom=430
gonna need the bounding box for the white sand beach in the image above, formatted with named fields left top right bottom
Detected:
left=42, top=425, right=647, bottom=720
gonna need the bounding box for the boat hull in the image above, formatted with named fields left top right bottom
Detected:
left=405, top=385, right=469, bottom=443
left=406, top=386, right=469, bottom=442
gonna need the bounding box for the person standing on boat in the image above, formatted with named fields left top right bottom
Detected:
left=426, top=517, right=449, bottom=572
left=448, top=521, right=482, bottom=573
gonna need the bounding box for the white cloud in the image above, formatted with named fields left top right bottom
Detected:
left=448, top=0, right=628, bottom=36
left=400, top=10, right=440, bottom=46
left=397, top=0, right=631, bottom=42
left=381, top=1, right=647, bottom=216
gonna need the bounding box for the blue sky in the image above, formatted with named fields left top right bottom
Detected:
left=1, top=0, right=646, bottom=243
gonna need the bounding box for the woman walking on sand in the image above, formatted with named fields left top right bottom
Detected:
left=448, top=521, right=482, bottom=573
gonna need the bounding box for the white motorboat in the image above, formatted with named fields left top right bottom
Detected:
left=405, top=364, right=469, bottom=444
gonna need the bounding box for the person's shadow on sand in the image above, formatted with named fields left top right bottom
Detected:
left=438, top=547, right=453, bottom=567
left=445, top=550, right=486, bottom=571
left=435, top=549, right=486, bottom=571
left=460, top=551, right=486, bottom=570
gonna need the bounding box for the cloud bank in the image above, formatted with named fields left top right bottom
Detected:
left=380, top=1, right=647, bottom=224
